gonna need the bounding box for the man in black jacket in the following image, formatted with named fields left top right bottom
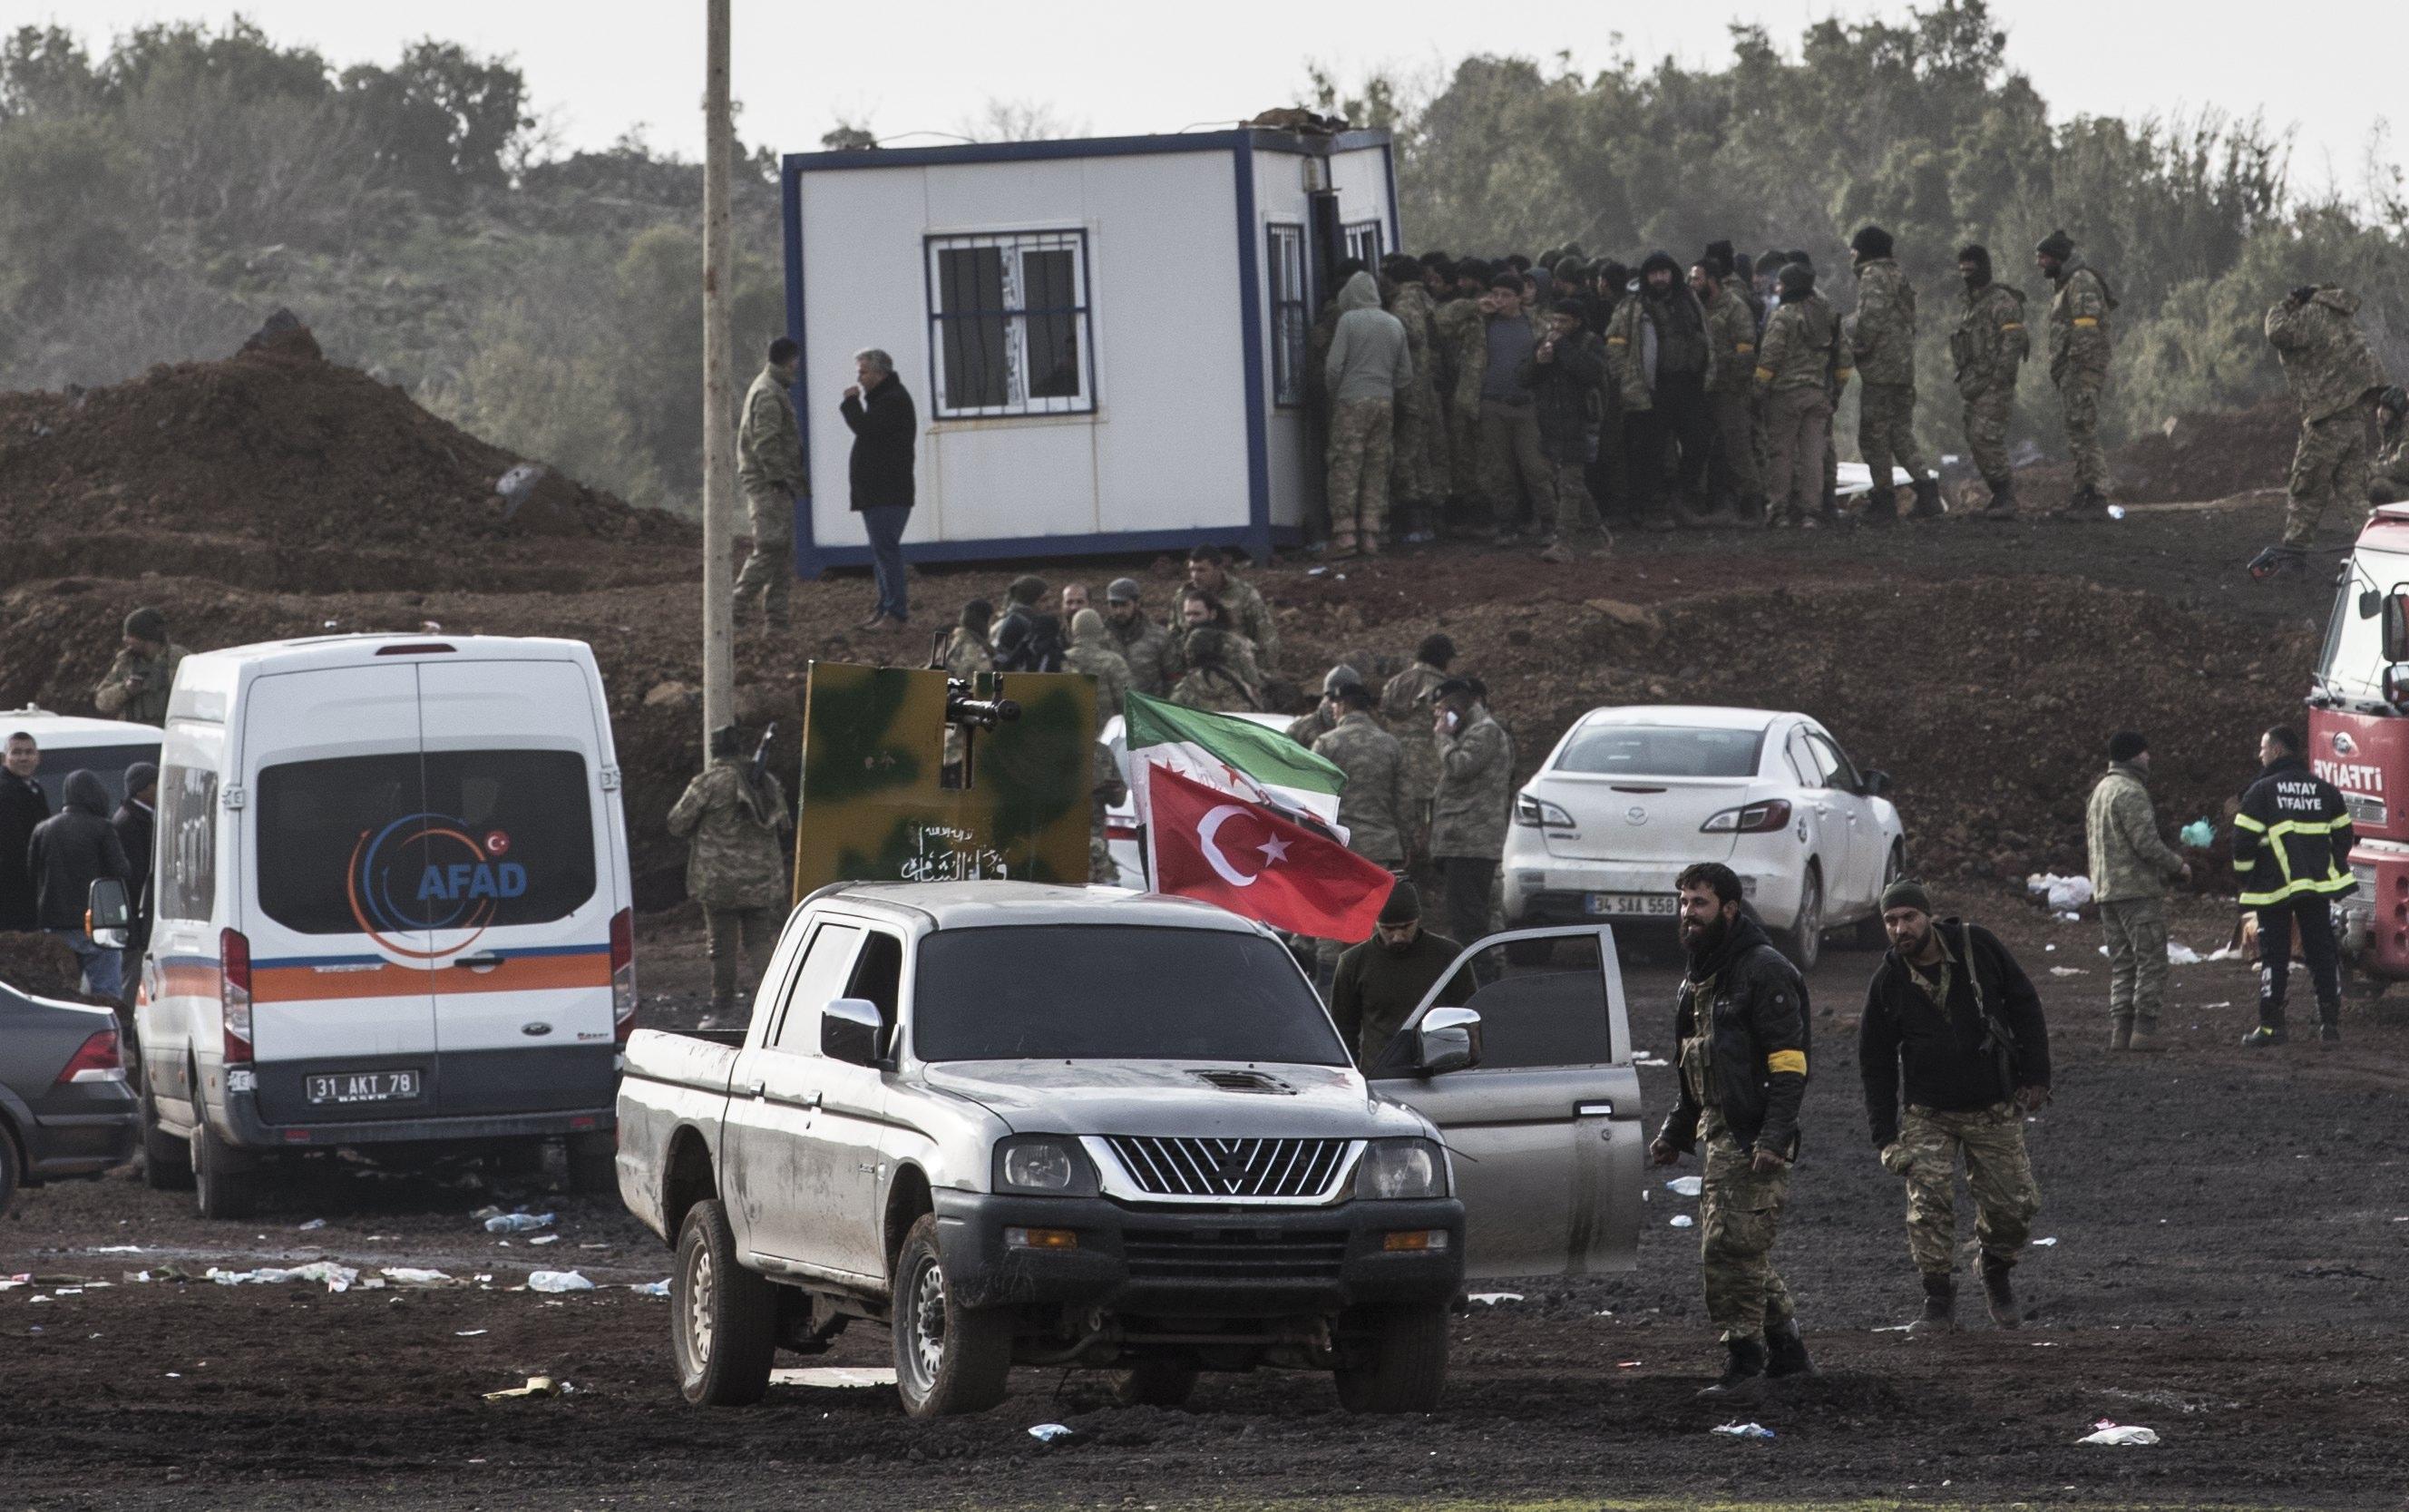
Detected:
left=30, top=769, right=132, bottom=1000
left=0, top=732, right=50, bottom=931
left=1651, top=861, right=1813, bottom=1398
left=112, top=762, right=158, bottom=1002
left=1518, top=299, right=1614, bottom=563
left=840, top=346, right=918, bottom=633
left=2233, top=725, right=2355, bottom=1049
left=1859, top=880, right=2051, bottom=1334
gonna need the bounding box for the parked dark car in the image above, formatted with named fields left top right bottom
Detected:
left=0, top=980, right=137, bottom=1214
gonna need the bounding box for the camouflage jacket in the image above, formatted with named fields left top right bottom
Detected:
left=1430, top=705, right=1515, bottom=860
left=1755, top=295, right=1846, bottom=393
left=2380, top=409, right=2409, bottom=487
left=1313, top=711, right=1408, bottom=863
left=1723, top=272, right=1765, bottom=333
left=1702, top=280, right=1760, bottom=396
left=1285, top=704, right=1336, bottom=748
left=94, top=642, right=188, bottom=725
left=1605, top=288, right=1716, bottom=411
left=2265, top=288, right=2389, bottom=424
left=1214, top=575, right=1280, bottom=669
left=1170, top=664, right=1260, bottom=714
left=736, top=366, right=805, bottom=493
left=1848, top=259, right=1917, bottom=387
left=2084, top=762, right=2184, bottom=903
left=1063, top=638, right=1131, bottom=724
left=939, top=627, right=993, bottom=768
left=1109, top=615, right=1176, bottom=697
left=1950, top=282, right=2029, bottom=400
left=668, top=759, right=790, bottom=911
left=2045, top=259, right=2115, bottom=385
left=1433, top=297, right=1487, bottom=411
left=1387, top=280, right=1445, bottom=418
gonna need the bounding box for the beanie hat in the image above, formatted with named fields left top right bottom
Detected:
left=124, top=607, right=168, bottom=642
left=1957, top=244, right=1994, bottom=284
left=1702, top=239, right=1735, bottom=278
left=1183, top=626, right=1225, bottom=664
left=1786, top=249, right=1813, bottom=268
left=123, top=761, right=158, bottom=798
left=1379, top=878, right=1422, bottom=925
left=1070, top=608, right=1106, bottom=640
left=1105, top=577, right=1142, bottom=603
left=1849, top=224, right=1895, bottom=260
left=709, top=725, right=741, bottom=758
left=1416, top=632, right=1457, bottom=667
left=2108, top=730, right=2149, bottom=763
left=1007, top=574, right=1048, bottom=605
left=1879, top=878, right=1934, bottom=917
left=1777, top=262, right=1815, bottom=298
left=2035, top=229, right=2076, bottom=262
left=1638, top=250, right=1681, bottom=278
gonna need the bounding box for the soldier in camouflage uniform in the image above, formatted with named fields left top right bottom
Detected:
left=2036, top=230, right=2117, bottom=520
left=1064, top=609, right=1132, bottom=723
left=1383, top=257, right=1447, bottom=543
left=735, top=338, right=807, bottom=630
left=1859, top=880, right=2051, bottom=1334
left=2261, top=284, right=2391, bottom=566
left=1434, top=263, right=1490, bottom=521
left=1381, top=635, right=1453, bottom=877
left=1101, top=579, right=1175, bottom=697
left=1847, top=227, right=1942, bottom=524
left=1089, top=740, right=1126, bottom=885
left=1167, top=587, right=1263, bottom=693
left=666, top=726, right=790, bottom=1015
left=937, top=600, right=995, bottom=779
left=1286, top=666, right=1361, bottom=748
left=1652, top=861, right=1814, bottom=1398
left=1429, top=677, right=1513, bottom=946
left=1950, top=245, right=2029, bottom=521
left=2085, top=731, right=2190, bottom=1050
left=1754, top=263, right=1849, bottom=529
left=1185, top=546, right=1278, bottom=670
left=1314, top=683, right=1409, bottom=869
left=93, top=607, right=188, bottom=725
left=1699, top=249, right=1765, bottom=523
left=2371, top=388, right=2409, bottom=504
left=1168, top=628, right=1260, bottom=713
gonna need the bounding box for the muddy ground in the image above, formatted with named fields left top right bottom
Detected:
left=5, top=893, right=2405, bottom=1511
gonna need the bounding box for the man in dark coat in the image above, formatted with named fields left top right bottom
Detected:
left=31, top=769, right=132, bottom=1000
left=1858, top=880, right=2051, bottom=1334
left=112, top=762, right=159, bottom=988
left=840, top=346, right=919, bottom=633
left=1518, top=298, right=1614, bottom=562
left=0, top=732, right=49, bottom=932
left=1329, top=880, right=1459, bottom=1067
left=1651, top=861, right=1813, bottom=1399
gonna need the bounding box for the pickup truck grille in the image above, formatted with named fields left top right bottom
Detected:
left=1105, top=1136, right=1351, bottom=1199
left=1122, top=1227, right=1349, bottom=1280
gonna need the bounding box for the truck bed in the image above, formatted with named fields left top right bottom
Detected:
left=614, top=1027, right=746, bottom=1241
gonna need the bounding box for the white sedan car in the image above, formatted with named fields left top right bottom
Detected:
left=1501, top=706, right=1906, bottom=971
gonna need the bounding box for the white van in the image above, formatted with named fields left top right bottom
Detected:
left=133, top=634, right=635, bottom=1217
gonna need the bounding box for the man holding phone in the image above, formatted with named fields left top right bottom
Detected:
left=1428, top=677, right=1513, bottom=946
left=93, top=607, right=186, bottom=725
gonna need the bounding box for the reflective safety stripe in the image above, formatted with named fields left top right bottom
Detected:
left=2072, top=317, right=2101, bottom=327
left=2232, top=813, right=2268, bottom=833
left=1766, top=1049, right=1807, bottom=1076
left=2239, top=873, right=2357, bottom=907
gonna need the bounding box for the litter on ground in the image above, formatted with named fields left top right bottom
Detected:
left=1712, top=1421, right=1776, bottom=1439
left=483, top=1212, right=554, bottom=1234
left=629, top=1279, right=670, bottom=1296
left=2080, top=1423, right=2160, bottom=1446
left=770, top=1367, right=896, bottom=1389
left=526, top=1271, right=594, bottom=1293
left=2034, top=1237, right=2059, bottom=1247
left=482, top=1375, right=559, bottom=1401
left=2027, top=873, right=2093, bottom=912
left=297, top=1218, right=327, bottom=1231
left=1466, top=1292, right=1524, bottom=1305
left=1028, top=1423, right=1077, bottom=1443
left=1665, top=1175, right=1702, bottom=1197
left=380, top=1267, right=456, bottom=1287
left=2049, top=966, right=2086, bottom=977
left=1669, top=1214, right=1694, bottom=1228
left=206, top=1262, right=357, bottom=1293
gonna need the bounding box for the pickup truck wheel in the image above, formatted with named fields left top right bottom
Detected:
left=671, top=1198, right=776, bottom=1407
left=1332, top=1302, right=1448, bottom=1414
left=192, top=1121, right=258, bottom=1220
left=565, top=1133, right=618, bottom=1195
left=140, top=1080, right=193, bottom=1193
left=891, top=1213, right=1012, bottom=1419
left=1109, top=1357, right=1199, bottom=1409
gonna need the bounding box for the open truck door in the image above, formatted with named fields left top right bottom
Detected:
left=1370, top=925, right=1642, bottom=1279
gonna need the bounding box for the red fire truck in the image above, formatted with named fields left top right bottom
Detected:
left=2308, top=503, right=2409, bottom=984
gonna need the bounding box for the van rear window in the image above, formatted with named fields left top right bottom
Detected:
left=255, top=751, right=596, bottom=937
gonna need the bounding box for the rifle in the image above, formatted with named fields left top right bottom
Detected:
left=749, top=722, right=777, bottom=790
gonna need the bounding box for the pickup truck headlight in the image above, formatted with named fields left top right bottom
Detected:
left=1354, top=1137, right=1448, bottom=1200
left=993, top=1136, right=1098, bottom=1197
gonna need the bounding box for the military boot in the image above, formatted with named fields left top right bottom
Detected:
left=1862, top=487, right=1899, bottom=527
left=1907, top=1273, right=1956, bottom=1337
left=2108, top=1017, right=2133, bottom=1051
left=1979, top=1254, right=2021, bottom=1329
left=1978, top=476, right=2019, bottom=521
left=1763, top=1317, right=1816, bottom=1379
left=1907, top=475, right=1946, bottom=521
left=2052, top=485, right=2109, bottom=522
left=2320, top=1018, right=2343, bottom=1049
left=1695, top=1336, right=1767, bottom=1400
left=2127, top=1021, right=2165, bottom=1051
left=2241, top=1021, right=2288, bottom=1048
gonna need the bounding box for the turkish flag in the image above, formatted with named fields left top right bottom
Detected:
left=1144, top=762, right=1395, bottom=941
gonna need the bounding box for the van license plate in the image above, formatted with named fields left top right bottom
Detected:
left=1587, top=893, right=1675, bottom=917
left=307, top=1070, right=421, bottom=1105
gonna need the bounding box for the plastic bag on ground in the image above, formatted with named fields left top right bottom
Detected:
left=2180, top=819, right=2216, bottom=849
left=1712, top=1420, right=1776, bottom=1439
left=1466, top=1292, right=1524, bottom=1305
left=206, top=1261, right=357, bottom=1293
left=1665, top=1175, right=1703, bottom=1197
left=483, top=1375, right=559, bottom=1401
left=483, top=1212, right=554, bottom=1234
left=2167, top=941, right=2205, bottom=966
left=526, top=1270, right=595, bottom=1293
left=379, top=1267, right=456, bottom=1287
left=1028, top=1423, right=1077, bottom=1443
left=629, top=1279, right=670, bottom=1296
left=1670, top=1214, right=1695, bottom=1228
left=2080, top=1423, right=2160, bottom=1446
left=2025, top=873, right=2094, bottom=912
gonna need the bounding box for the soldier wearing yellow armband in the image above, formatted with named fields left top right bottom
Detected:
left=1699, top=243, right=1764, bottom=525
left=1650, top=862, right=1814, bottom=1400
left=2036, top=229, right=2118, bottom=521
left=1951, top=245, right=2029, bottom=521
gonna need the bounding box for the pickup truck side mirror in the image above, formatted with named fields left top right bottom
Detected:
left=1416, top=1007, right=1482, bottom=1076
left=2385, top=594, right=2409, bottom=663
left=86, top=878, right=131, bottom=951
left=821, top=998, right=884, bottom=1067
left=1858, top=767, right=1892, bottom=798
left=2386, top=665, right=2409, bottom=708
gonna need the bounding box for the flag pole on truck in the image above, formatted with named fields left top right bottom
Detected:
left=698, top=0, right=736, bottom=756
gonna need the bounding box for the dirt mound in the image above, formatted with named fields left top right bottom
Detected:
left=0, top=930, right=103, bottom=1002
left=0, top=319, right=692, bottom=592
left=2014, top=395, right=2299, bottom=508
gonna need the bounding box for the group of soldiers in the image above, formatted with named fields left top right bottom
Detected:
left=1308, top=226, right=2121, bottom=553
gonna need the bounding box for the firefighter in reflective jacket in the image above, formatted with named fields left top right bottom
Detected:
left=2230, top=725, right=2355, bottom=1049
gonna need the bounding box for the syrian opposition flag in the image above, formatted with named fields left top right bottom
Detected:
left=1123, top=690, right=1347, bottom=835
left=1144, top=763, right=1393, bottom=941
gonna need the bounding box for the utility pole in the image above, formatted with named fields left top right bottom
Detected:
left=699, top=0, right=736, bottom=755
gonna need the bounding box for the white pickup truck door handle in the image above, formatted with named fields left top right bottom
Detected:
left=1576, top=1101, right=1614, bottom=1117
left=746, top=1081, right=766, bottom=1099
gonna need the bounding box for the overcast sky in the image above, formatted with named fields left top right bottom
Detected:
left=36, top=1, right=2407, bottom=202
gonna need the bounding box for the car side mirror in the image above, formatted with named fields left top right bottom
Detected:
left=2360, top=588, right=2384, bottom=619
left=86, top=878, right=130, bottom=950
left=1416, top=1006, right=1482, bottom=1076
left=820, top=998, right=884, bottom=1067
left=2385, top=594, right=2409, bottom=663
left=2386, top=665, right=2409, bottom=709
left=1859, top=768, right=1892, bottom=797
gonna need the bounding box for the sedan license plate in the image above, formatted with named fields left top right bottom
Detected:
left=1587, top=893, right=1675, bottom=918
left=306, top=1070, right=421, bottom=1106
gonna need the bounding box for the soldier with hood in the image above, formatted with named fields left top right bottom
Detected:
left=1755, top=261, right=1850, bottom=529
left=1322, top=269, right=1413, bottom=557
left=1951, top=245, right=2029, bottom=520
left=1063, top=608, right=1132, bottom=723
left=2255, top=283, right=2392, bottom=574
left=1382, top=255, right=1448, bottom=543
left=667, top=726, right=790, bottom=1018
left=1848, top=225, right=1942, bottom=524
left=1607, top=251, right=1717, bottom=531
left=31, top=769, right=132, bottom=1000
left=2035, top=229, right=2119, bottom=520
left=1168, top=627, right=1261, bottom=713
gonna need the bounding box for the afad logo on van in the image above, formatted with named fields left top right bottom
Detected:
left=346, top=813, right=527, bottom=961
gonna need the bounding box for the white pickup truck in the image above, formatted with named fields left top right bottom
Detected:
left=616, top=881, right=1643, bottom=1418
